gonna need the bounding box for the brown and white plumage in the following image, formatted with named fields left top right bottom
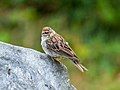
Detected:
left=41, top=27, right=88, bottom=72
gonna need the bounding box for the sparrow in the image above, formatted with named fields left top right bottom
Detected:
left=41, top=27, right=88, bottom=72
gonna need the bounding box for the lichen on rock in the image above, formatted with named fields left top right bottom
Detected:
left=0, top=41, right=76, bottom=90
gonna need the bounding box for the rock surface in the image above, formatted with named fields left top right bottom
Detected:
left=0, top=41, right=76, bottom=90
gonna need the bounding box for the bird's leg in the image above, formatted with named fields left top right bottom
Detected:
left=52, top=57, right=61, bottom=64
left=47, top=55, right=60, bottom=63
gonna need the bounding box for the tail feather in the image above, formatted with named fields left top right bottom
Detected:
left=75, top=63, right=88, bottom=72
left=72, top=59, right=88, bottom=72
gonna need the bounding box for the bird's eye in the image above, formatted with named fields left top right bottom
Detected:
left=43, top=32, right=49, bottom=34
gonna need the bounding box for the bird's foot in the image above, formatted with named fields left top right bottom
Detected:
left=47, top=55, right=61, bottom=64
left=52, top=57, right=60, bottom=63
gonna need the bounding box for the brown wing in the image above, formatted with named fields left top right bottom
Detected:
left=47, top=34, right=88, bottom=72
left=47, top=34, right=77, bottom=58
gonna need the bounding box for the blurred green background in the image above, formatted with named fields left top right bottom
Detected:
left=0, top=0, right=120, bottom=90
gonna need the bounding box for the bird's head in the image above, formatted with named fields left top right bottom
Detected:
left=42, top=27, right=56, bottom=37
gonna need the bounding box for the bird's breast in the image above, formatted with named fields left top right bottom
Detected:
left=41, top=39, right=60, bottom=57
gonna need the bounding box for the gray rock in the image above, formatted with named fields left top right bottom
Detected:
left=0, top=41, right=76, bottom=90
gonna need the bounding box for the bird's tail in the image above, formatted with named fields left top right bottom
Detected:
left=71, top=58, right=88, bottom=72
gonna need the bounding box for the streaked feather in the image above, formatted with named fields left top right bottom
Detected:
left=46, top=34, right=87, bottom=72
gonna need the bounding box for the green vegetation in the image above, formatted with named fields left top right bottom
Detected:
left=0, top=0, right=120, bottom=90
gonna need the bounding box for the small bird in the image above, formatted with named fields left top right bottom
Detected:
left=41, top=27, right=88, bottom=72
